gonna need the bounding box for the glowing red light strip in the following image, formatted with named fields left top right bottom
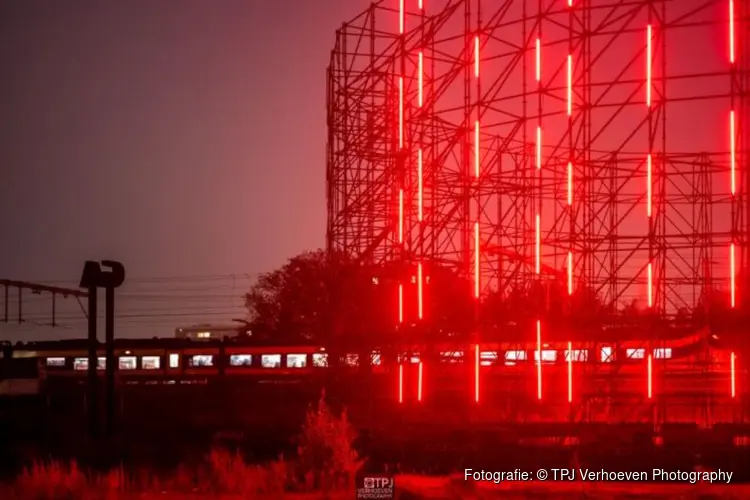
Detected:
left=474, top=222, right=480, bottom=298
left=398, top=82, right=407, bottom=147
left=730, top=243, right=736, bottom=308
left=535, top=38, right=541, bottom=82
left=567, top=162, right=573, bottom=205
left=646, top=25, right=652, bottom=108
left=399, top=0, right=404, bottom=34
left=568, top=0, right=573, bottom=7
left=398, top=284, right=404, bottom=323
left=418, top=0, right=423, bottom=10
left=475, top=121, right=480, bottom=178
left=647, top=262, right=653, bottom=308
left=567, top=251, right=573, bottom=295
left=474, top=349, right=482, bottom=400
left=398, top=363, right=404, bottom=403
left=418, top=149, right=423, bottom=221
left=418, top=361, right=423, bottom=401
left=417, top=262, right=423, bottom=318
left=567, top=54, right=572, bottom=117
left=567, top=341, right=573, bottom=403
left=730, top=110, right=736, bottom=195
left=535, top=214, right=541, bottom=275
left=418, top=52, right=423, bottom=107
left=536, top=126, right=542, bottom=170
left=474, top=35, right=480, bottom=79
left=729, top=0, right=735, bottom=64
left=647, top=154, right=653, bottom=218
left=398, top=189, right=404, bottom=243
left=731, top=352, right=736, bottom=398
left=647, top=354, right=653, bottom=399
left=536, top=320, right=542, bottom=400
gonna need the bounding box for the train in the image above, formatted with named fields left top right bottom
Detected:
left=0, top=326, right=729, bottom=384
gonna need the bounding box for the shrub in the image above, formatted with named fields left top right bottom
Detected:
left=14, top=460, right=87, bottom=500
left=296, top=391, right=363, bottom=491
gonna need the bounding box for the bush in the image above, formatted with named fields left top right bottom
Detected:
left=7, top=396, right=364, bottom=498
left=296, top=391, right=363, bottom=491
left=14, top=460, right=88, bottom=500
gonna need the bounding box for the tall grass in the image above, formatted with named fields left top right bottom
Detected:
left=6, top=394, right=362, bottom=499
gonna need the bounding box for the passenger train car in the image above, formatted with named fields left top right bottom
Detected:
left=0, top=327, right=728, bottom=385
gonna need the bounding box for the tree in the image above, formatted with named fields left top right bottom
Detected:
left=244, top=250, right=475, bottom=345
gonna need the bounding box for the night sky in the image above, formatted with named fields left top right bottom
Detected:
left=0, top=0, right=365, bottom=340
left=0, top=0, right=734, bottom=341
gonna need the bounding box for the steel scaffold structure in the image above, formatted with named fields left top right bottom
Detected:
left=327, top=0, right=749, bottom=427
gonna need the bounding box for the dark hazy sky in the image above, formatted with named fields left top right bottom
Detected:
left=0, top=0, right=367, bottom=340
left=0, top=0, right=732, bottom=341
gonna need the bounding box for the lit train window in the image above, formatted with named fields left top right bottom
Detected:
left=534, top=350, right=557, bottom=363
left=399, top=352, right=420, bottom=363
left=261, top=354, right=281, bottom=368
left=74, top=358, right=88, bottom=371
left=480, top=351, right=497, bottom=366
left=287, top=354, right=307, bottom=368
left=654, top=348, right=672, bottom=359
left=142, top=356, right=160, bottom=370
left=229, top=354, right=252, bottom=366
left=565, top=350, right=588, bottom=362
left=189, top=355, right=214, bottom=367
left=600, top=346, right=613, bottom=362
left=505, top=350, right=527, bottom=361
left=627, top=348, right=645, bottom=359
left=119, top=357, right=136, bottom=370
left=46, top=357, right=65, bottom=367
left=169, top=353, right=180, bottom=368
left=370, top=351, right=381, bottom=366
left=312, top=353, right=328, bottom=367
left=440, top=351, right=464, bottom=363
left=342, top=354, right=359, bottom=367
left=97, top=357, right=106, bottom=370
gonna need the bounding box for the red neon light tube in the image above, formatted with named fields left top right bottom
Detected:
left=417, top=263, right=423, bottom=318
left=535, top=214, right=541, bottom=275
left=399, top=0, right=404, bottom=34
left=729, top=110, right=737, bottom=196
left=536, top=127, right=542, bottom=170
left=417, top=361, right=423, bottom=401
left=474, top=36, right=480, bottom=79
left=567, top=162, right=573, bottom=206
left=567, top=341, right=573, bottom=403
left=567, top=251, right=573, bottom=295
left=398, top=77, right=404, bottom=149
left=474, top=121, right=480, bottom=178
left=418, top=52, right=423, bottom=107
left=418, top=149, right=423, bottom=221
left=729, top=0, right=735, bottom=64
left=646, top=25, right=652, bottom=108
left=474, top=344, right=480, bottom=403
left=647, top=262, right=653, bottom=308
left=567, top=55, right=572, bottom=117
left=398, top=189, right=404, bottom=243
left=731, top=352, right=736, bottom=398
left=730, top=243, right=736, bottom=308
left=535, top=38, right=541, bottom=82
left=647, top=354, right=653, bottom=399
left=647, top=154, right=653, bottom=218
left=536, top=320, right=542, bottom=400
left=474, top=236, right=481, bottom=298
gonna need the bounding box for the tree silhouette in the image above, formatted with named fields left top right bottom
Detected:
left=245, top=250, right=474, bottom=345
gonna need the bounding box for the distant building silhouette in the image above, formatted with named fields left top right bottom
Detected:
left=174, top=324, right=244, bottom=340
